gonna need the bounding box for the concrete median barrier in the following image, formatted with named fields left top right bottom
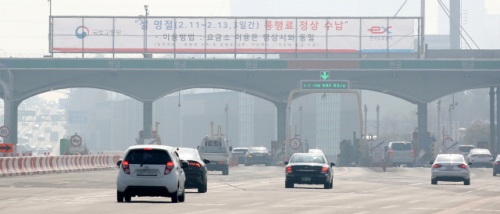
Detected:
left=0, top=155, right=120, bottom=177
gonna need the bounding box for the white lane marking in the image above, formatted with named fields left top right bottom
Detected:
left=380, top=205, right=400, bottom=209
left=354, top=212, right=369, bottom=214
left=408, top=200, right=423, bottom=203
left=242, top=202, right=265, bottom=207
left=273, top=204, right=364, bottom=209
left=191, top=204, right=227, bottom=206
left=181, top=209, right=220, bottom=214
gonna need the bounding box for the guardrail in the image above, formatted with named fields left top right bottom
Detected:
left=0, top=155, right=120, bottom=177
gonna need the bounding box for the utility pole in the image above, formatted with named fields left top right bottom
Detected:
left=421, top=0, right=425, bottom=57
left=225, top=104, right=229, bottom=143
left=437, top=100, right=441, bottom=148
left=490, top=87, right=496, bottom=155
left=299, top=104, right=303, bottom=142
left=364, top=105, right=368, bottom=140
left=144, top=5, right=149, bottom=56
left=376, top=105, right=380, bottom=139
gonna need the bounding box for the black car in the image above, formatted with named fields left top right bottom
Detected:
left=494, top=155, right=500, bottom=176
left=177, top=147, right=210, bottom=193
left=232, top=147, right=249, bottom=164
left=284, top=153, right=335, bottom=189
left=245, top=147, right=272, bottom=166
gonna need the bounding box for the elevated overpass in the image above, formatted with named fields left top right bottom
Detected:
left=0, top=57, right=499, bottom=156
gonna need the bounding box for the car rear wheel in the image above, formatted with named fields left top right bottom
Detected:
left=198, top=183, right=207, bottom=193
left=431, top=179, right=437, bottom=185
left=329, top=178, right=333, bottom=189
left=124, top=195, right=131, bottom=202
left=222, top=168, right=229, bottom=175
left=265, top=163, right=271, bottom=166
left=171, top=190, right=179, bottom=203
left=117, top=191, right=124, bottom=202
left=324, top=180, right=331, bottom=189
left=494, top=171, right=497, bottom=176
left=464, top=179, right=470, bottom=185
left=179, top=189, right=185, bottom=202
left=285, top=181, right=294, bottom=188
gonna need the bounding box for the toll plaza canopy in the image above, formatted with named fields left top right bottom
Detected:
left=50, top=16, right=420, bottom=54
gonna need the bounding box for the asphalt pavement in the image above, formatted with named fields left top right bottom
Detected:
left=0, top=165, right=499, bottom=214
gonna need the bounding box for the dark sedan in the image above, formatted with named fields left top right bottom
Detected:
left=494, top=155, right=500, bottom=176
left=285, top=153, right=334, bottom=189
left=245, top=147, right=272, bottom=166
left=177, top=147, right=210, bottom=193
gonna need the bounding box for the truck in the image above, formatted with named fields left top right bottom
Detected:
left=198, top=135, right=232, bottom=175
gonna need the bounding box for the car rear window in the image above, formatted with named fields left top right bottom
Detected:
left=125, top=149, right=172, bottom=165
left=177, top=149, right=200, bottom=161
left=472, top=149, right=491, bottom=154
left=392, top=143, right=412, bottom=151
left=290, top=154, right=326, bottom=163
left=233, top=149, right=248, bottom=153
left=249, top=147, right=269, bottom=153
left=436, top=155, right=465, bottom=162
left=459, top=146, right=474, bottom=152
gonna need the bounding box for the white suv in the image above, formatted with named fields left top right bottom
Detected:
left=116, top=145, right=189, bottom=203
left=465, top=148, right=494, bottom=168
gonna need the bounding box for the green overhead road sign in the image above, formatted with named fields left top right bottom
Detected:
left=320, top=71, right=330, bottom=80
left=301, top=80, right=349, bottom=90
left=18, top=110, right=36, bottom=116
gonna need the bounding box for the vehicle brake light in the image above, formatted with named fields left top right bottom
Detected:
left=286, top=166, right=292, bottom=173
left=220, top=161, right=224, bottom=164
left=390, top=150, right=393, bottom=157
left=189, top=162, right=201, bottom=168
left=165, top=161, right=174, bottom=175
left=459, top=152, right=461, bottom=154
left=144, top=148, right=153, bottom=150
left=122, top=160, right=130, bottom=174
left=433, top=164, right=442, bottom=168
left=321, top=167, right=328, bottom=173
left=495, top=162, right=499, bottom=165
left=458, top=164, right=467, bottom=168
left=412, top=150, right=414, bottom=157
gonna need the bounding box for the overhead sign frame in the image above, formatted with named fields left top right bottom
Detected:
left=300, top=80, right=349, bottom=90
left=49, top=16, right=421, bottom=54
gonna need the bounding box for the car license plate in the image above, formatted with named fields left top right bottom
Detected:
left=301, top=177, right=311, bottom=182
left=446, top=166, right=453, bottom=170
left=137, top=170, right=157, bottom=176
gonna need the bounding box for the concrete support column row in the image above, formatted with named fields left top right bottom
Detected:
left=417, top=102, right=428, bottom=157
left=143, top=101, right=153, bottom=142
left=4, top=100, right=20, bottom=146
left=491, top=87, right=497, bottom=157
left=275, top=102, right=287, bottom=146
left=497, top=87, right=500, bottom=157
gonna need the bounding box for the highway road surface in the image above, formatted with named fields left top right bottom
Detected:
left=0, top=165, right=499, bottom=214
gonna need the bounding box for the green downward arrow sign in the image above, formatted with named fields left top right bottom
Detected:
left=321, top=71, right=329, bottom=80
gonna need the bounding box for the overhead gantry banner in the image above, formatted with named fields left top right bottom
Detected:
left=50, top=16, right=418, bottom=54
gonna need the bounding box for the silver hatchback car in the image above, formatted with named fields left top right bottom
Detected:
left=431, top=154, right=471, bottom=185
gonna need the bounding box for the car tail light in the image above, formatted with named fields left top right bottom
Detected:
left=220, top=161, right=224, bottom=164
left=189, top=162, right=201, bottom=168
left=495, top=162, right=499, bottom=165
left=433, top=164, right=442, bottom=168
left=458, top=164, right=467, bottom=168
left=122, top=160, right=130, bottom=174
left=412, top=150, right=414, bottom=157
left=459, top=152, right=461, bottom=154
left=286, top=166, right=292, bottom=173
left=164, top=161, right=174, bottom=175
left=144, top=148, right=153, bottom=150
left=321, top=167, right=328, bottom=173
left=390, top=150, right=393, bottom=157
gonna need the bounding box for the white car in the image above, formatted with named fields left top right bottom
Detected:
left=458, top=145, right=475, bottom=158
left=116, top=145, right=189, bottom=203
left=466, top=149, right=494, bottom=168
left=308, top=149, right=324, bottom=155
left=431, top=154, right=471, bottom=185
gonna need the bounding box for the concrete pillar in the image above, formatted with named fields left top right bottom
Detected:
left=450, top=0, right=461, bottom=49
left=143, top=101, right=153, bottom=140
left=417, top=102, right=428, bottom=157
left=4, top=99, right=20, bottom=146
left=490, top=87, right=496, bottom=154
left=275, top=102, right=287, bottom=145
left=497, top=87, right=500, bottom=157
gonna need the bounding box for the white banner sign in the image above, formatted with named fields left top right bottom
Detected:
left=52, top=17, right=416, bottom=53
